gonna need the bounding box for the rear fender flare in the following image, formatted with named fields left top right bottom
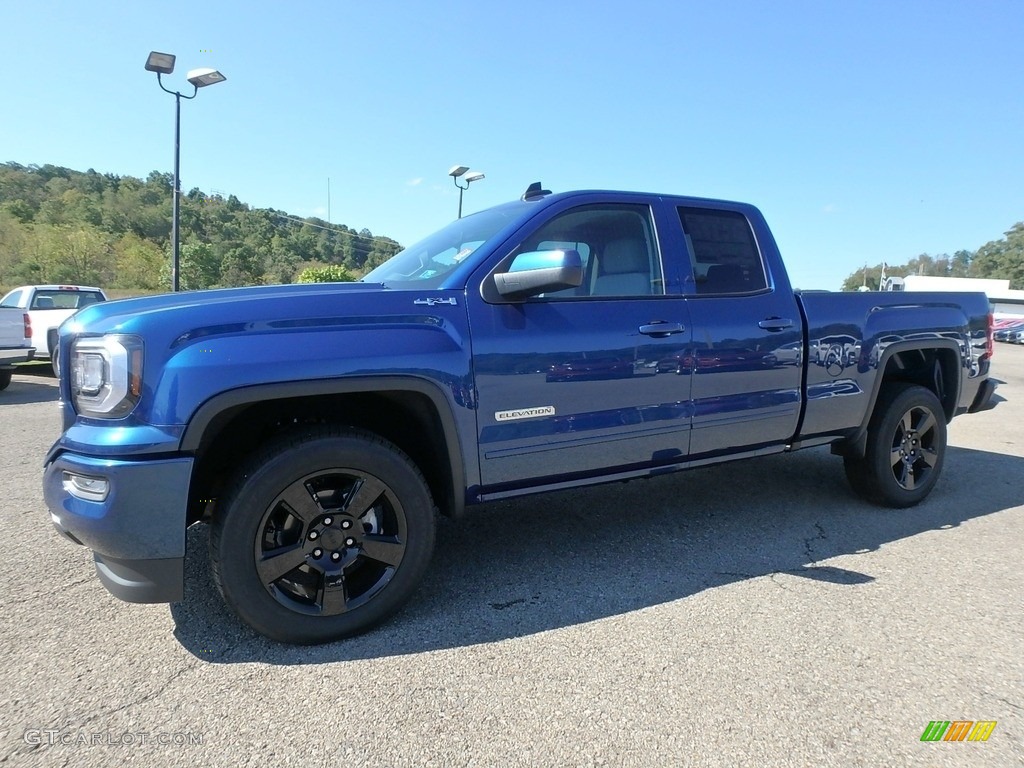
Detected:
left=837, top=339, right=962, bottom=458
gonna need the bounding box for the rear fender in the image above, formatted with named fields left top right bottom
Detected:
left=833, top=339, right=962, bottom=459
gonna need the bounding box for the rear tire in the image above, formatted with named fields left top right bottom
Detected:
left=210, top=426, right=436, bottom=644
left=0, top=369, right=11, bottom=391
left=844, top=383, right=946, bottom=508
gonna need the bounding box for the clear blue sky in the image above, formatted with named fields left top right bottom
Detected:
left=1, top=0, right=1022, bottom=289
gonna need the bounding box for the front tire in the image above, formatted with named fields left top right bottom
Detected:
left=210, top=426, right=436, bottom=644
left=844, top=383, right=947, bottom=508
left=46, top=329, right=60, bottom=376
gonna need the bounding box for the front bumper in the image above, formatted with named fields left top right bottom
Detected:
left=43, top=450, right=193, bottom=603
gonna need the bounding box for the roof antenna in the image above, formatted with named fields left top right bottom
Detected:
left=522, top=182, right=551, bottom=201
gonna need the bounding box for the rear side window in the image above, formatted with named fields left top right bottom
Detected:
left=679, top=208, right=768, bottom=294
left=30, top=290, right=105, bottom=310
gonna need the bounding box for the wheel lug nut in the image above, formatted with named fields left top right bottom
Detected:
left=345, top=537, right=356, bottom=547
left=323, top=516, right=333, bottom=526
left=312, top=548, right=323, bottom=558
left=331, top=552, right=341, bottom=562
left=308, top=530, right=318, bottom=540
left=341, top=520, right=352, bottom=529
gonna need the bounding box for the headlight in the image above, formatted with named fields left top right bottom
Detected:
left=70, top=335, right=144, bottom=418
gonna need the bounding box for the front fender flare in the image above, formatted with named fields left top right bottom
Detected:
left=178, top=375, right=470, bottom=517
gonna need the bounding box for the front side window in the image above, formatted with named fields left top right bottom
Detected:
left=512, top=204, right=663, bottom=299
left=679, top=207, right=768, bottom=295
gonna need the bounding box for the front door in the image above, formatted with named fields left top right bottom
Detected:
left=468, top=202, right=694, bottom=490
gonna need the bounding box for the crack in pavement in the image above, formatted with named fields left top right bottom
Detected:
left=88, top=662, right=196, bottom=723
left=804, top=522, right=828, bottom=565
left=0, top=660, right=200, bottom=763
left=985, top=691, right=1023, bottom=713
left=713, top=570, right=795, bottom=590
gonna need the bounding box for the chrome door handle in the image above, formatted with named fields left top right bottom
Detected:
left=639, top=322, right=685, bottom=337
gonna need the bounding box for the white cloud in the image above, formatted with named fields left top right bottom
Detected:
left=822, top=203, right=838, bottom=214
left=406, top=177, right=424, bottom=187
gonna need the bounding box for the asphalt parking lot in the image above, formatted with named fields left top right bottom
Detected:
left=1, top=348, right=1022, bottom=767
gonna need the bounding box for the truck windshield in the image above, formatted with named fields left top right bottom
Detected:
left=363, top=204, right=525, bottom=287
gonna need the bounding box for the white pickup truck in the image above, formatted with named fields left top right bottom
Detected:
left=0, top=306, right=33, bottom=391
left=0, top=285, right=108, bottom=373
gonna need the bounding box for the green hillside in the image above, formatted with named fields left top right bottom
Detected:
left=0, top=162, right=402, bottom=292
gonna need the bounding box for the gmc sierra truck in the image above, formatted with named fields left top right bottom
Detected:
left=43, top=187, right=996, bottom=644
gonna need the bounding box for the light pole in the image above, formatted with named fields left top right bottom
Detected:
left=145, top=51, right=226, bottom=291
left=448, top=165, right=485, bottom=218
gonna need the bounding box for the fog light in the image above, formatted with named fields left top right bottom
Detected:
left=62, top=472, right=109, bottom=502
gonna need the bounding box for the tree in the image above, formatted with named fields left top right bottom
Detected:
left=0, top=209, right=32, bottom=286
left=950, top=250, right=972, bottom=277
left=218, top=243, right=261, bottom=287
left=113, top=233, right=164, bottom=290
left=296, top=264, right=355, bottom=283
left=160, top=242, right=220, bottom=290
left=971, top=223, right=1024, bottom=289
left=31, top=224, right=114, bottom=285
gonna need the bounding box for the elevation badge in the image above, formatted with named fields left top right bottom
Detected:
left=494, top=406, right=555, bottom=422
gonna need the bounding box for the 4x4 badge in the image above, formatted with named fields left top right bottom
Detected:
left=413, top=297, right=458, bottom=306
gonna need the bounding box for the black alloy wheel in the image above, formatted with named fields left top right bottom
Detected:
left=844, top=383, right=947, bottom=508
left=211, top=427, right=436, bottom=644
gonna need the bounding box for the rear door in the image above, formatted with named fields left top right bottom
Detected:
left=675, top=205, right=804, bottom=457
left=467, top=199, right=694, bottom=490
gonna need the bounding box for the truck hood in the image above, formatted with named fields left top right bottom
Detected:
left=61, top=280, right=467, bottom=370
left=68, top=282, right=386, bottom=332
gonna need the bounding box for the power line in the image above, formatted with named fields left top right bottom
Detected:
left=272, top=212, right=403, bottom=248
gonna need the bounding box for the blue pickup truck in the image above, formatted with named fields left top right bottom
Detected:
left=43, top=187, right=996, bottom=644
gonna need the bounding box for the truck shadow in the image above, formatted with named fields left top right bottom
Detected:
left=170, top=444, right=1024, bottom=663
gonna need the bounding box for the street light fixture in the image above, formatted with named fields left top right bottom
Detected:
left=144, top=51, right=175, bottom=74
left=145, top=51, right=226, bottom=291
left=187, top=68, right=227, bottom=88
left=449, top=165, right=485, bottom=219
